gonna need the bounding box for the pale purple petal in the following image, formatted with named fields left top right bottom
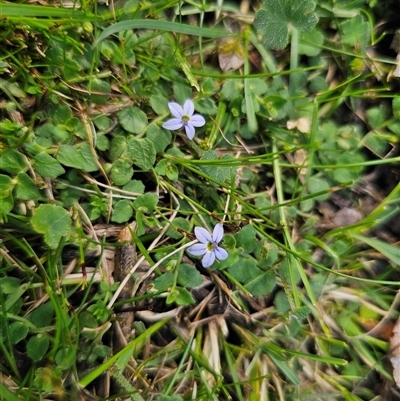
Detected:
left=212, top=223, right=224, bottom=243
left=168, top=102, right=184, bottom=118
left=183, top=99, right=194, bottom=116
left=190, top=114, right=206, bottom=127
left=194, top=227, right=212, bottom=244
left=162, top=118, right=183, bottom=130
left=184, top=124, right=195, bottom=140
left=214, top=246, right=228, bottom=261
left=202, top=251, right=215, bottom=268
left=187, top=243, right=207, bottom=256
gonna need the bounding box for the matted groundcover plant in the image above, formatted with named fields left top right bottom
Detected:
left=1, top=0, right=400, bottom=400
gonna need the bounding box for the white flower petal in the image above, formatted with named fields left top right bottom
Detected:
left=168, top=102, right=184, bottom=118
left=183, top=99, right=194, bottom=116
left=202, top=251, right=215, bottom=268
left=214, top=246, right=228, bottom=261
left=212, top=223, right=224, bottom=243
left=187, top=243, right=207, bottom=256
left=162, top=118, right=183, bottom=131
left=190, top=114, right=206, bottom=127
left=185, top=124, right=195, bottom=140
left=194, top=226, right=212, bottom=243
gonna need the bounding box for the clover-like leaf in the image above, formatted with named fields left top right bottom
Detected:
left=254, top=0, right=318, bottom=50
left=31, top=204, right=72, bottom=249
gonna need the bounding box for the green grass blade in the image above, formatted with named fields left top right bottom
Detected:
left=350, top=233, right=400, bottom=266
left=95, top=19, right=230, bottom=45
left=0, top=3, right=95, bottom=18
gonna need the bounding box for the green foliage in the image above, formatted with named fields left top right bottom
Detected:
left=0, top=1, right=398, bottom=399
left=27, top=334, right=50, bottom=362
left=31, top=204, right=72, bottom=248
left=254, top=0, right=318, bottom=50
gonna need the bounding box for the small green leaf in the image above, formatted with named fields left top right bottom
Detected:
left=123, top=179, right=145, bottom=194
left=299, top=29, right=324, bottom=56
left=27, top=334, right=50, bottom=362
left=0, top=174, right=14, bottom=197
left=110, top=159, right=134, bottom=186
left=27, top=302, right=54, bottom=328
left=48, top=103, right=72, bottom=124
left=88, top=78, right=111, bottom=104
left=92, top=344, right=112, bottom=358
left=221, top=80, right=243, bottom=101
left=0, top=193, right=14, bottom=220
left=146, top=123, right=171, bottom=153
left=235, top=224, right=257, bottom=253
left=165, top=217, right=190, bottom=239
left=366, top=106, right=387, bottom=129
left=57, top=144, right=84, bottom=168
left=109, top=135, right=127, bottom=161
left=152, top=272, right=174, bottom=292
left=111, top=199, right=133, bottom=223
left=177, top=264, right=203, bottom=288
left=174, top=287, right=195, bottom=306
left=254, top=0, right=318, bottom=50
left=118, top=106, right=148, bottom=134
left=228, top=257, right=258, bottom=283
left=9, top=322, right=29, bottom=344
left=33, top=152, right=65, bottom=178
left=14, top=173, right=41, bottom=200
left=78, top=143, right=99, bottom=172
left=150, top=94, right=169, bottom=115
left=0, top=277, right=21, bottom=293
left=307, top=176, right=330, bottom=201
left=340, top=15, right=370, bottom=52
left=245, top=270, right=276, bottom=296
left=127, top=137, right=156, bottom=171
left=79, top=311, right=98, bottom=329
left=31, top=204, right=72, bottom=249
left=133, top=193, right=158, bottom=213
left=0, top=149, right=29, bottom=174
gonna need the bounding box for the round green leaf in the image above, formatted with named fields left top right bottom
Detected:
left=307, top=176, right=330, bottom=201
left=26, top=302, right=54, bottom=328
left=146, top=123, right=171, bottom=153
left=118, top=106, right=148, bottom=134
left=56, top=144, right=84, bottom=168
left=254, top=0, right=318, bottom=50
left=127, top=137, right=156, bottom=171
left=235, top=224, right=257, bottom=253
left=88, top=78, right=111, bottom=104
left=33, top=152, right=65, bottom=178
left=0, top=277, right=21, bottom=293
left=9, top=322, right=29, bottom=344
left=177, top=264, right=203, bottom=288
left=110, top=159, right=133, bottom=186
left=78, top=142, right=99, bottom=172
left=111, top=199, right=133, bottom=223
left=27, top=334, right=50, bottom=362
left=0, top=149, right=29, bottom=174
left=133, top=193, right=158, bottom=213
left=31, top=204, right=72, bottom=249
left=15, top=173, right=41, bottom=200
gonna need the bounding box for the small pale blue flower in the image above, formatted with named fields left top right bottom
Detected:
left=187, top=223, right=228, bottom=268
left=162, top=99, right=205, bottom=140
